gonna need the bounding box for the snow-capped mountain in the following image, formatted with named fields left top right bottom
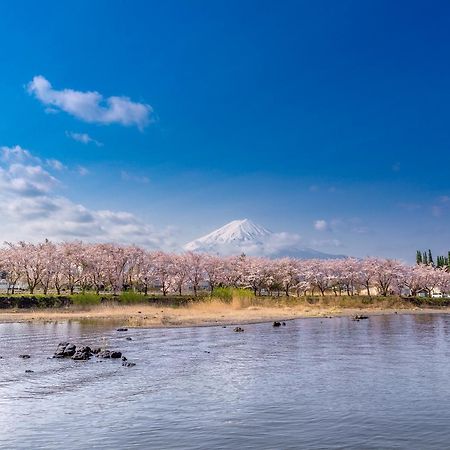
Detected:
left=183, top=219, right=345, bottom=259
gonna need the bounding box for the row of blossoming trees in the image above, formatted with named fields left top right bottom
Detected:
left=0, top=241, right=449, bottom=297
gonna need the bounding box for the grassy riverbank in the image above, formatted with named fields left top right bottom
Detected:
left=0, top=293, right=449, bottom=327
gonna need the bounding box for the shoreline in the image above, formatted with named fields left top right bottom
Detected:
left=1, top=303, right=449, bottom=328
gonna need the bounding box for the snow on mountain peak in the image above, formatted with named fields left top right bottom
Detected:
left=183, top=218, right=345, bottom=259
left=184, top=219, right=271, bottom=251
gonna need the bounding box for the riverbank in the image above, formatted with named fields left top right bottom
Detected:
left=1, top=299, right=449, bottom=327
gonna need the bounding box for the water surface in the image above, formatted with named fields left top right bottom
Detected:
left=1, top=314, right=450, bottom=449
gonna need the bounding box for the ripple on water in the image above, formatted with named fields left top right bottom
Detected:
left=1, top=315, right=450, bottom=449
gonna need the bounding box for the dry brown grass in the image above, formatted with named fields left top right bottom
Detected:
left=0, top=295, right=446, bottom=327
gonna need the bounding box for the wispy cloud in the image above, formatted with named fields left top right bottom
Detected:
left=46, top=159, right=66, bottom=171
left=27, top=75, right=153, bottom=130
left=0, top=145, right=175, bottom=249
left=121, top=170, right=149, bottom=184
left=66, top=131, right=103, bottom=147
left=76, top=166, right=89, bottom=176
left=314, top=219, right=329, bottom=231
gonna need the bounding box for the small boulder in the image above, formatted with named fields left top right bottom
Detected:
left=72, top=346, right=92, bottom=361
left=19, top=354, right=31, bottom=359
left=122, top=361, right=136, bottom=367
left=97, top=350, right=111, bottom=358
left=282, top=322, right=286, bottom=326
left=110, top=351, right=122, bottom=359
left=352, top=315, right=369, bottom=321
left=233, top=327, right=244, bottom=332
left=273, top=321, right=282, bottom=327
left=117, top=328, right=128, bottom=332
left=54, top=342, right=77, bottom=358
left=126, top=337, right=133, bottom=341
left=25, top=369, right=34, bottom=373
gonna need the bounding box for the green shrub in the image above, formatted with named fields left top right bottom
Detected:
left=72, top=292, right=101, bottom=306
left=119, top=290, right=145, bottom=304
left=212, top=287, right=254, bottom=303
left=212, top=286, right=233, bottom=302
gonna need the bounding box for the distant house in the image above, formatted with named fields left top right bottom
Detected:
left=416, top=289, right=428, bottom=298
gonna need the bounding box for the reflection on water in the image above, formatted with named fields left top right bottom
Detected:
left=1, top=314, right=450, bottom=449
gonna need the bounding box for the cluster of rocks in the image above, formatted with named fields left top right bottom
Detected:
left=233, top=327, right=244, bottom=332
left=53, top=342, right=135, bottom=367
left=272, top=321, right=287, bottom=327
left=352, top=315, right=369, bottom=321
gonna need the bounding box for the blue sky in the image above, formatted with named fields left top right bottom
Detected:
left=0, top=0, right=449, bottom=261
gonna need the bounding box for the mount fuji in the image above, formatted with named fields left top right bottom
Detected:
left=183, top=219, right=345, bottom=259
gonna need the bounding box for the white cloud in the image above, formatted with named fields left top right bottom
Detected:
left=0, top=145, right=175, bottom=249
left=76, top=166, right=89, bottom=176
left=66, top=131, right=103, bottom=147
left=314, top=219, right=329, bottom=231
left=121, top=170, right=149, bottom=184
left=46, top=158, right=66, bottom=171
left=27, top=75, right=153, bottom=130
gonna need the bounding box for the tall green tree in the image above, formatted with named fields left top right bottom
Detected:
left=416, top=250, right=423, bottom=265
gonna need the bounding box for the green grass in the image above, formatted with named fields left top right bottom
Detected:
left=211, top=287, right=254, bottom=303
left=71, top=292, right=101, bottom=306
left=118, top=290, right=146, bottom=304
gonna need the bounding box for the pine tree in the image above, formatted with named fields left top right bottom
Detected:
left=416, top=250, right=423, bottom=265
left=428, top=249, right=434, bottom=266
left=423, top=251, right=428, bottom=265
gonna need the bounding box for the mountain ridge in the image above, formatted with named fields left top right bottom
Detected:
left=183, top=219, right=345, bottom=259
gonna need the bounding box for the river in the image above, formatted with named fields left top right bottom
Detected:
left=1, top=314, right=450, bottom=449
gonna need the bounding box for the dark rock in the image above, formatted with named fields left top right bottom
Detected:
left=64, top=343, right=76, bottom=357
left=273, top=321, right=282, bottom=327
left=121, top=356, right=127, bottom=361
left=122, top=362, right=136, bottom=367
left=25, top=370, right=34, bottom=373
left=54, top=342, right=77, bottom=358
left=282, top=322, right=286, bottom=326
left=92, top=347, right=102, bottom=354
left=126, top=337, right=133, bottom=341
left=110, top=351, right=122, bottom=359
left=19, top=354, right=31, bottom=359
left=72, top=346, right=93, bottom=361
left=233, top=327, right=244, bottom=332
left=352, top=315, right=369, bottom=321
left=117, top=328, right=128, bottom=332
left=54, top=342, right=69, bottom=358
left=97, top=350, right=111, bottom=358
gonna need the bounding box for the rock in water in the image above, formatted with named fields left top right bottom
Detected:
left=19, top=354, right=31, bottom=359
left=117, top=328, right=128, bottom=332
left=233, top=327, right=244, bottom=332
left=352, top=315, right=369, bottom=321
left=110, top=351, right=122, bottom=359
left=54, top=342, right=69, bottom=358
left=122, top=362, right=136, bottom=367
left=64, top=344, right=76, bottom=357
left=72, top=346, right=93, bottom=361
left=96, top=350, right=111, bottom=358
left=54, top=342, right=77, bottom=358
left=273, top=321, right=281, bottom=327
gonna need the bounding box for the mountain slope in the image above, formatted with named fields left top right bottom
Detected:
left=183, top=219, right=345, bottom=259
